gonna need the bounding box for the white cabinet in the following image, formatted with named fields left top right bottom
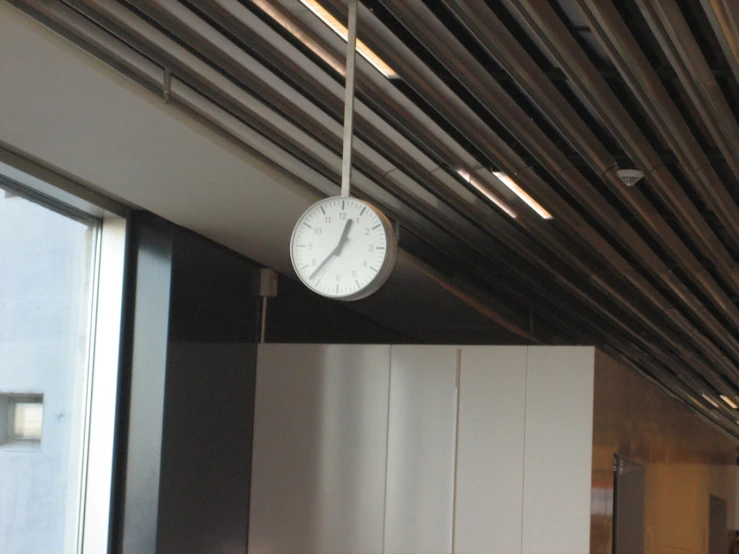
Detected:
left=383, top=346, right=458, bottom=554
left=521, top=347, right=594, bottom=554
left=249, top=345, right=595, bottom=554
left=248, top=344, right=391, bottom=554
left=454, top=346, right=528, bottom=554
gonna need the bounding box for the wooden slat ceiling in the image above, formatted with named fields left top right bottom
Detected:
left=15, top=0, right=739, bottom=437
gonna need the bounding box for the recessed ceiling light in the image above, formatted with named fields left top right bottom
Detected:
left=492, top=171, right=553, bottom=220
left=702, top=393, right=720, bottom=408
left=252, top=0, right=345, bottom=75
left=720, top=394, right=738, bottom=409
left=298, top=0, right=398, bottom=78
left=458, top=170, right=517, bottom=219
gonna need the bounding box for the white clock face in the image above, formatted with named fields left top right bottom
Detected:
left=290, top=197, right=397, bottom=300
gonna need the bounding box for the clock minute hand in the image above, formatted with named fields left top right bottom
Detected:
left=309, top=219, right=353, bottom=280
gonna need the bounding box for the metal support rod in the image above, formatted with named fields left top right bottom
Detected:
left=340, top=0, right=358, bottom=197
left=260, top=296, right=268, bottom=344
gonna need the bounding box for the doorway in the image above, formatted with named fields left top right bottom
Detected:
left=613, top=455, right=645, bottom=554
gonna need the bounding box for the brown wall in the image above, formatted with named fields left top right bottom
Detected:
left=592, top=351, right=736, bottom=554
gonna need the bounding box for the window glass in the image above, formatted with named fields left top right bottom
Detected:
left=12, top=398, right=44, bottom=441
left=0, top=185, right=97, bottom=553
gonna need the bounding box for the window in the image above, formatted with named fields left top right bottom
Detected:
left=0, top=394, right=44, bottom=445
left=0, top=166, right=126, bottom=554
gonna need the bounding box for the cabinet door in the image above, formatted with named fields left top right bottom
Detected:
left=455, top=346, right=528, bottom=554
left=249, top=344, right=391, bottom=554
left=384, top=345, right=458, bottom=554
left=522, top=346, right=594, bottom=554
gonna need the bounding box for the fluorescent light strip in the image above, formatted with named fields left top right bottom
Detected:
left=702, top=393, right=720, bottom=408
left=298, top=0, right=398, bottom=78
left=458, top=170, right=517, bottom=219
left=492, top=171, right=553, bottom=220
left=720, top=394, right=738, bottom=409
left=253, top=0, right=346, bottom=75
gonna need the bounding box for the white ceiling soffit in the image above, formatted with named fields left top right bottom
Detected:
left=0, top=3, right=535, bottom=343
left=0, top=1, right=321, bottom=274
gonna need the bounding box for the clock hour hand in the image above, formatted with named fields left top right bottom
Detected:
left=309, top=219, right=353, bottom=280
left=334, top=219, right=353, bottom=256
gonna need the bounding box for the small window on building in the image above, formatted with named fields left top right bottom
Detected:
left=0, top=394, right=44, bottom=445
left=11, top=396, right=44, bottom=442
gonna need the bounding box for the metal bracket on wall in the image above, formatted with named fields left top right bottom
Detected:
left=258, top=268, right=278, bottom=343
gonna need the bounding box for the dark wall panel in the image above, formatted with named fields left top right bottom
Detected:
left=116, top=213, right=174, bottom=554
left=156, top=231, right=260, bottom=554
left=158, top=341, right=256, bottom=553
left=265, top=276, right=415, bottom=344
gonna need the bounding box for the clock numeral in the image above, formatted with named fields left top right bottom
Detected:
left=336, top=275, right=341, bottom=282
left=363, top=261, right=368, bottom=267
left=307, top=243, right=313, bottom=250
left=365, top=228, right=370, bottom=236
left=352, top=271, right=357, bottom=278
left=314, top=228, right=322, bottom=235
left=311, top=259, right=317, bottom=266
left=325, top=216, right=331, bottom=223
left=339, top=212, right=347, bottom=220
left=369, top=245, right=374, bottom=251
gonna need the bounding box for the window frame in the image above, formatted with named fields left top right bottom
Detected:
left=0, top=155, right=128, bottom=554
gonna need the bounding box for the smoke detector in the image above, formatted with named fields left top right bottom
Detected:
left=616, top=168, right=645, bottom=187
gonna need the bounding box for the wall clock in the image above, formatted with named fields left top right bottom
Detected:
left=290, top=196, right=397, bottom=301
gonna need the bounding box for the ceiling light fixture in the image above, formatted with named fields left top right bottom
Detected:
left=702, top=393, right=720, bottom=408
left=492, top=171, right=553, bottom=220
left=297, top=0, right=398, bottom=78
left=720, top=394, right=738, bottom=409
left=458, top=170, right=517, bottom=219
left=616, top=168, right=644, bottom=187
left=252, top=0, right=345, bottom=75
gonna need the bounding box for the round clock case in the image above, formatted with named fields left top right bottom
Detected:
left=290, top=196, right=397, bottom=301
